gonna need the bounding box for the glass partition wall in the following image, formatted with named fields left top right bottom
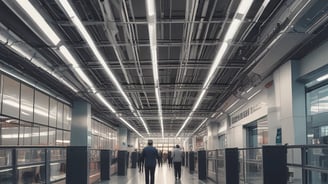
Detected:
left=0, top=74, right=71, bottom=146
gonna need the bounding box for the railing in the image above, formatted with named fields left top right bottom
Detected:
left=0, top=146, right=66, bottom=184
left=205, top=145, right=328, bottom=184
left=89, top=149, right=101, bottom=184
left=287, top=145, right=328, bottom=184
left=239, top=147, right=263, bottom=184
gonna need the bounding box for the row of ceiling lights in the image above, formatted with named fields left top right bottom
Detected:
left=2, top=0, right=288, bottom=139
left=4, top=0, right=148, bottom=137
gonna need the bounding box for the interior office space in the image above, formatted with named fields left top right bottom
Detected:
left=0, top=0, right=327, bottom=183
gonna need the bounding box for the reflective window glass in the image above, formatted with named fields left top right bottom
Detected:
left=0, top=118, right=19, bottom=145
left=40, top=126, right=48, bottom=145
left=2, top=76, right=20, bottom=118
left=49, top=98, right=57, bottom=128
left=19, top=121, right=32, bottom=145
left=48, top=128, right=56, bottom=146
left=57, top=103, right=63, bottom=129
left=34, top=91, right=49, bottom=125
left=56, top=130, right=63, bottom=146
left=63, top=105, right=71, bottom=130
left=31, top=125, right=40, bottom=145
left=20, top=84, right=34, bottom=122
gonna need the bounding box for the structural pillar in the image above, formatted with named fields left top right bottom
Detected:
left=67, top=99, right=91, bottom=184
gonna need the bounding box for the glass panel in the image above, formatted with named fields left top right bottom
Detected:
left=63, top=131, right=70, bottom=146
left=49, top=98, right=57, bottom=128
left=63, top=105, right=71, bottom=130
left=2, top=76, right=20, bottom=118
left=57, top=103, right=63, bottom=130
left=0, top=149, right=12, bottom=167
left=34, top=91, right=49, bottom=125
left=0, top=75, right=2, bottom=116
left=31, top=125, right=40, bottom=145
left=20, top=84, right=34, bottom=122
left=19, top=121, right=32, bottom=146
left=306, top=84, right=328, bottom=144
left=0, top=118, right=19, bottom=145
left=48, top=128, right=56, bottom=146
left=50, top=162, right=66, bottom=182
left=0, top=170, right=13, bottom=183
left=89, top=150, right=100, bottom=184
left=56, top=130, right=63, bottom=146
left=50, top=149, right=66, bottom=161
left=16, top=149, right=44, bottom=165
left=40, top=126, right=48, bottom=146
left=18, top=165, right=45, bottom=184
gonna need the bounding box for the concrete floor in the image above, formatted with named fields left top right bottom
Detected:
left=100, top=164, right=216, bottom=184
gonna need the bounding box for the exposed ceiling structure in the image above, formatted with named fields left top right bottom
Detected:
left=0, top=0, right=327, bottom=138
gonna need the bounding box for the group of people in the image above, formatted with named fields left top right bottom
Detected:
left=138, top=140, right=183, bottom=184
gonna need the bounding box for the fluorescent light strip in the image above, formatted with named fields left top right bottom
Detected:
left=246, top=87, right=254, bottom=93
left=146, top=0, right=163, bottom=137
left=226, top=99, right=240, bottom=111
left=58, top=0, right=149, bottom=134
left=176, top=0, right=254, bottom=136
left=230, top=104, right=246, bottom=115
left=59, top=45, right=96, bottom=93
left=119, top=117, right=143, bottom=138
left=176, top=116, right=191, bottom=136
left=317, top=74, right=328, bottom=82
left=95, top=93, right=116, bottom=113
left=247, top=89, right=262, bottom=100
left=2, top=33, right=78, bottom=93
left=192, top=118, right=208, bottom=134
left=15, top=0, right=60, bottom=45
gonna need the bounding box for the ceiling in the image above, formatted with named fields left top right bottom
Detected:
left=0, top=0, right=327, bottom=138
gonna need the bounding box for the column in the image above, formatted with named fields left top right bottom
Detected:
left=66, top=99, right=91, bottom=184
left=117, top=125, right=128, bottom=175
left=207, top=119, right=219, bottom=150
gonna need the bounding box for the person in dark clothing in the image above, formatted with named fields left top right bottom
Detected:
left=142, top=140, right=158, bottom=184
left=138, top=151, right=144, bottom=172
left=157, top=151, right=163, bottom=167
left=168, top=151, right=173, bottom=168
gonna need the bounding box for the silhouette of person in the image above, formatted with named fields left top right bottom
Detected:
left=142, top=140, right=158, bottom=184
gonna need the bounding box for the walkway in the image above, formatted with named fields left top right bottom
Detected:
left=100, top=164, right=216, bottom=184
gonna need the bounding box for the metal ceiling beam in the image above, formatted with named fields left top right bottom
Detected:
left=56, top=18, right=253, bottom=26
left=65, top=40, right=258, bottom=48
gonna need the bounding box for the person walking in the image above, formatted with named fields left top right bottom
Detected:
left=172, top=145, right=183, bottom=180
left=167, top=150, right=173, bottom=168
left=142, top=140, right=158, bottom=184
left=138, top=151, right=144, bottom=172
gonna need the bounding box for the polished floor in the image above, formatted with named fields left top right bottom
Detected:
left=100, top=164, right=216, bottom=184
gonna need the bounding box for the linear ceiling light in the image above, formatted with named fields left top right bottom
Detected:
left=0, top=27, right=78, bottom=92
left=317, top=74, right=328, bottom=82
left=15, top=0, right=60, bottom=45
left=192, top=118, right=208, bottom=134
left=176, top=0, right=254, bottom=137
left=57, top=0, right=149, bottom=134
left=225, top=99, right=240, bottom=111
left=59, top=45, right=96, bottom=93
left=247, top=89, right=262, bottom=100
left=146, top=0, right=164, bottom=137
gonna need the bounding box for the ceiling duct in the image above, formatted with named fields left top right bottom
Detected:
left=251, top=0, right=328, bottom=78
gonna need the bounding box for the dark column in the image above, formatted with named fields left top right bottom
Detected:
left=225, top=148, right=239, bottom=184
left=189, top=151, right=195, bottom=173
left=117, top=150, right=128, bottom=176
left=66, top=147, right=88, bottom=184
left=262, top=145, right=287, bottom=184
left=198, top=150, right=207, bottom=180
left=101, top=150, right=112, bottom=181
